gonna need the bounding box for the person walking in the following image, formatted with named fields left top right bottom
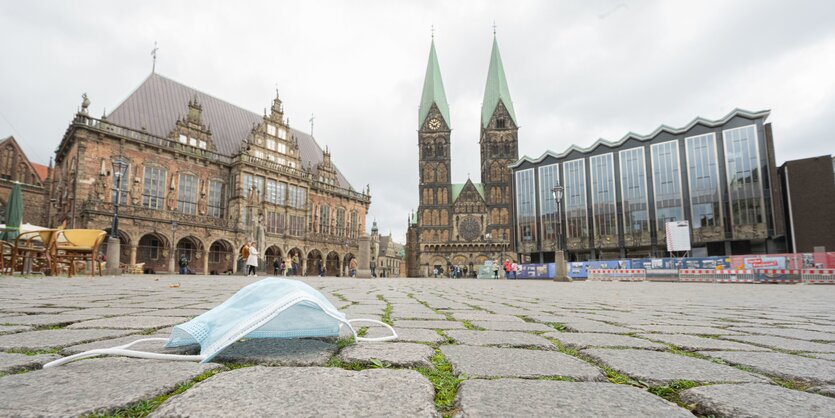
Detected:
left=239, top=243, right=250, bottom=275
left=292, top=253, right=300, bottom=276
left=492, top=259, right=499, bottom=279
left=246, top=242, right=259, bottom=277
left=273, top=258, right=280, bottom=275
left=179, top=254, right=189, bottom=275
left=503, top=259, right=512, bottom=279
left=349, top=257, right=358, bottom=277
left=511, top=260, right=519, bottom=279
left=279, top=260, right=286, bottom=276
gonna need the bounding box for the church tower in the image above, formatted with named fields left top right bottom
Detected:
left=480, top=34, right=518, bottom=244
left=417, top=38, right=453, bottom=247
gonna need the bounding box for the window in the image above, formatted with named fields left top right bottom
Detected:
left=723, top=125, right=765, bottom=229
left=266, top=139, right=276, bottom=151
left=296, top=187, right=306, bottom=209
left=267, top=124, right=276, bottom=136
left=289, top=215, right=304, bottom=236
left=208, top=180, right=224, bottom=218
left=142, top=166, right=166, bottom=209
left=243, top=174, right=254, bottom=197
left=686, top=133, right=722, bottom=232
left=111, top=162, right=130, bottom=206
left=619, top=148, right=650, bottom=240
left=276, top=182, right=286, bottom=205
left=497, top=118, right=505, bottom=129
left=336, top=208, right=346, bottom=236
left=254, top=150, right=264, bottom=160
left=198, top=140, right=207, bottom=150
left=590, top=153, right=618, bottom=243
left=254, top=176, right=264, bottom=200
left=189, top=137, right=197, bottom=147
left=537, top=164, right=560, bottom=243
left=349, top=211, right=358, bottom=239
left=277, top=143, right=287, bottom=154
left=267, top=212, right=284, bottom=234
left=651, top=140, right=684, bottom=236
left=179, top=134, right=187, bottom=144
left=319, top=205, right=330, bottom=234
left=266, top=179, right=278, bottom=204
left=278, top=127, right=287, bottom=139
left=177, top=174, right=198, bottom=215
left=514, top=169, right=536, bottom=245
left=564, top=159, right=589, bottom=244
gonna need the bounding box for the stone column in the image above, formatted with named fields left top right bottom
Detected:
left=232, top=247, right=239, bottom=274
left=203, top=252, right=209, bottom=275
left=129, top=243, right=137, bottom=266
left=356, top=235, right=372, bottom=278
left=168, top=246, right=176, bottom=274
left=105, top=237, right=121, bottom=276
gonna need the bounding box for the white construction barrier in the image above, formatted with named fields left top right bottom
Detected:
left=587, top=269, right=646, bottom=282
left=755, top=269, right=803, bottom=283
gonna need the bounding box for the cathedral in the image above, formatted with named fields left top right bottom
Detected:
left=406, top=35, right=518, bottom=277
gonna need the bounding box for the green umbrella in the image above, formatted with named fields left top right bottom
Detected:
left=1, top=182, right=23, bottom=243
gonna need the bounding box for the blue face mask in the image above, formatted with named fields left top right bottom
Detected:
left=44, top=278, right=397, bottom=368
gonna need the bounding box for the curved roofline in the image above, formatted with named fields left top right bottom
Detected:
left=509, top=108, right=770, bottom=169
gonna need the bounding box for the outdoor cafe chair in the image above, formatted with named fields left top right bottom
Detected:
left=53, top=229, right=106, bottom=277
left=9, top=229, right=59, bottom=275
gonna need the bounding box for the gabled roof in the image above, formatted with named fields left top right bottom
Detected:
left=418, top=40, right=451, bottom=129
left=451, top=179, right=485, bottom=203
left=31, top=163, right=49, bottom=182
left=107, top=73, right=352, bottom=189
left=509, top=108, right=771, bottom=169
left=481, top=35, right=516, bottom=128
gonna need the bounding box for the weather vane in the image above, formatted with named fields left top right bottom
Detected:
left=431, top=24, right=434, bottom=40
left=309, top=113, right=315, bottom=137
left=492, top=21, right=497, bottom=36
left=151, top=41, right=158, bottom=73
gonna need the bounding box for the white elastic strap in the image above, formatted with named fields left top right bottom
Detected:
left=42, top=338, right=204, bottom=368
left=347, top=319, right=399, bottom=342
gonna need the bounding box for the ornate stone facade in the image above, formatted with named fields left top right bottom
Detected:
left=50, top=74, right=369, bottom=275
left=0, top=136, right=51, bottom=226
left=406, top=36, right=518, bottom=277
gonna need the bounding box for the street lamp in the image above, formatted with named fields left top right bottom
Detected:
left=106, top=158, right=129, bottom=275
left=551, top=184, right=569, bottom=282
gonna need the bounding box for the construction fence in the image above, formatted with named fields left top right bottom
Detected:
left=587, top=268, right=835, bottom=284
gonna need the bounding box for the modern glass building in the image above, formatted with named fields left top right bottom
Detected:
left=509, top=109, right=786, bottom=262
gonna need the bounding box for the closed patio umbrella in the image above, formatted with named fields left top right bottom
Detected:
left=1, top=182, right=23, bottom=243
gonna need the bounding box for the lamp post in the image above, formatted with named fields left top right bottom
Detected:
left=551, top=184, right=569, bottom=282
left=169, top=221, right=178, bottom=274
left=106, top=158, right=129, bottom=275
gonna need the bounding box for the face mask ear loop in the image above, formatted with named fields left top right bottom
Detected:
left=42, top=338, right=205, bottom=368
left=347, top=319, right=399, bottom=342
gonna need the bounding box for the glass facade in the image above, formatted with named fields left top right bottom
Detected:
left=537, top=164, right=559, bottom=244
left=686, top=133, right=723, bottom=241
left=651, top=140, right=684, bottom=243
left=589, top=153, right=618, bottom=247
left=723, top=125, right=765, bottom=237
left=563, top=159, right=588, bottom=249
left=510, top=112, right=778, bottom=260
left=514, top=169, right=536, bottom=246
left=619, top=148, right=650, bottom=246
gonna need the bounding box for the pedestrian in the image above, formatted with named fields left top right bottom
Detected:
left=318, top=259, right=324, bottom=277
left=279, top=260, right=286, bottom=276
left=511, top=260, right=518, bottom=279
left=349, top=257, right=358, bottom=277
left=273, top=258, right=280, bottom=275
left=292, top=253, right=300, bottom=276
left=239, top=243, right=250, bottom=275
left=503, top=259, right=512, bottom=279
left=433, top=267, right=439, bottom=278
left=492, top=259, right=499, bottom=279
left=179, top=254, right=189, bottom=275
left=246, top=241, right=259, bottom=277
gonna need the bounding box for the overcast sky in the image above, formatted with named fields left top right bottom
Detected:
left=1, top=0, right=834, bottom=243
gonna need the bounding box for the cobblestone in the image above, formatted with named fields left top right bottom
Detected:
left=1, top=276, right=834, bottom=416
left=680, top=383, right=835, bottom=417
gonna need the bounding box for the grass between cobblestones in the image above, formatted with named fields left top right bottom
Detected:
left=3, top=347, right=61, bottom=356
left=543, top=336, right=638, bottom=386
left=647, top=380, right=701, bottom=406
left=377, top=295, right=393, bottom=326
left=415, top=349, right=463, bottom=418
left=86, top=368, right=225, bottom=418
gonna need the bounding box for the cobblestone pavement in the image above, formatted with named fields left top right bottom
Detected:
left=1, top=275, right=834, bottom=417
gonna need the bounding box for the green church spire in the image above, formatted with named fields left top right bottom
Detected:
left=418, top=39, right=451, bottom=129
left=481, top=34, right=516, bottom=128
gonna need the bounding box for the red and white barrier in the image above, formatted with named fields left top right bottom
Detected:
left=802, top=269, right=835, bottom=284
left=588, top=269, right=646, bottom=281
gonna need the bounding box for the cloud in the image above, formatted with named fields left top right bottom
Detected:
left=1, top=0, right=833, bottom=244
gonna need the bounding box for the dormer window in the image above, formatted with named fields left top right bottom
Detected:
left=267, top=124, right=277, bottom=136
left=497, top=118, right=506, bottom=129
left=199, top=140, right=207, bottom=150
left=179, top=134, right=188, bottom=144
